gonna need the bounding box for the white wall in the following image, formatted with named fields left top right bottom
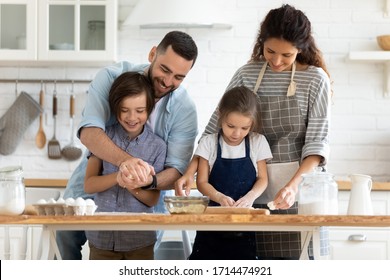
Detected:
left=0, top=0, right=389, bottom=182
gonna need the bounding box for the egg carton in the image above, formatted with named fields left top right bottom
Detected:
left=33, top=197, right=97, bottom=216
left=33, top=203, right=97, bottom=216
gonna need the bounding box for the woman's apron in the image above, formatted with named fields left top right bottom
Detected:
left=252, top=62, right=307, bottom=259
left=189, top=134, right=257, bottom=260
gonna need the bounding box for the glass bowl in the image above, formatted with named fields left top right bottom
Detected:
left=164, top=196, right=209, bottom=214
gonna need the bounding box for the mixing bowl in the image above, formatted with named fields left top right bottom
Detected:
left=164, top=196, right=209, bottom=214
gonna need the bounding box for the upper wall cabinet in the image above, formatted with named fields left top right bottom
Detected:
left=0, top=0, right=37, bottom=60
left=0, top=0, right=117, bottom=65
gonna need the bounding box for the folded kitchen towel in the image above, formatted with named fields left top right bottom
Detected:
left=0, top=91, right=42, bottom=155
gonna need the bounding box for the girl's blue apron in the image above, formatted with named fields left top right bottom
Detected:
left=189, top=134, right=257, bottom=259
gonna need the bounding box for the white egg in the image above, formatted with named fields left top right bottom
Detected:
left=65, top=198, right=75, bottom=206
left=47, top=198, right=57, bottom=204
left=85, top=199, right=95, bottom=206
left=75, top=197, right=86, bottom=206
left=57, top=197, right=65, bottom=204
left=37, top=199, right=47, bottom=204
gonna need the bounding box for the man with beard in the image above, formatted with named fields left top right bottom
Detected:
left=56, top=31, right=198, bottom=260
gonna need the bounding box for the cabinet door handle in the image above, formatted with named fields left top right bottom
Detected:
left=348, top=234, right=367, bottom=242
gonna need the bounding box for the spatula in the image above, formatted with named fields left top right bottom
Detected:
left=47, top=89, right=61, bottom=159
left=35, top=87, right=46, bottom=149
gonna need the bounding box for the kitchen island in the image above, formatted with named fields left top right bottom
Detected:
left=1, top=213, right=390, bottom=260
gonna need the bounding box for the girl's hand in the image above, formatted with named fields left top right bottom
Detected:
left=234, top=190, right=257, bottom=208
left=214, top=192, right=235, bottom=206
left=174, top=173, right=194, bottom=196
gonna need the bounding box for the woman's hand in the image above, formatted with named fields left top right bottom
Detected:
left=272, top=185, right=297, bottom=209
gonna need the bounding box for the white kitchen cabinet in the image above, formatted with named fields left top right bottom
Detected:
left=0, top=0, right=37, bottom=60
left=329, top=228, right=390, bottom=260
left=0, top=187, right=63, bottom=260
left=328, top=190, right=390, bottom=260
left=0, top=0, right=117, bottom=64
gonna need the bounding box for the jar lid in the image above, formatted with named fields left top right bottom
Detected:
left=0, top=165, right=23, bottom=180
left=88, top=20, right=105, bottom=27
left=301, top=167, right=334, bottom=179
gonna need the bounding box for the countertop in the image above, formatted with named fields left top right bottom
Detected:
left=24, top=178, right=390, bottom=191
left=24, top=178, right=68, bottom=188
left=2, top=213, right=390, bottom=227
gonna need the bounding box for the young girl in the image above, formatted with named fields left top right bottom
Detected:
left=189, top=86, right=272, bottom=260
left=84, top=72, right=167, bottom=260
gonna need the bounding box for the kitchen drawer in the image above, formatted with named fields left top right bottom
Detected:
left=329, top=227, right=390, bottom=260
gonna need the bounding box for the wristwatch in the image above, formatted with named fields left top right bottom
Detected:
left=141, top=175, right=157, bottom=190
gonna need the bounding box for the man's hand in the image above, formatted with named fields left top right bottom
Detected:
left=117, top=158, right=155, bottom=189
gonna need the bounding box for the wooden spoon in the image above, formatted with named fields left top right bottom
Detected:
left=35, top=89, right=46, bottom=149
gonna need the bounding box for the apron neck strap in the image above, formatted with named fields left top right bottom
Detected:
left=253, top=61, right=297, bottom=96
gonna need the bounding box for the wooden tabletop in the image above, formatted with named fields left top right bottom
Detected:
left=24, top=179, right=390, bottom=191
left=2, top=214, right=390, bottom=227
left=24, top=179, right=68, bottom=188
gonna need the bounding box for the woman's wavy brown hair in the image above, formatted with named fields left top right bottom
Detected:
left=250, top=4, right=330, bottom=79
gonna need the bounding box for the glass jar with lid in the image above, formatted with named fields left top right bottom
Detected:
left=85, top=20, right=105, bottom=50
left=298, top=167, right=338, bottom=215
left=0, top=166, right=25, bottom=215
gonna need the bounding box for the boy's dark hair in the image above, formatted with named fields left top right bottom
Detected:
left=109, top=72, right=154, bottom=118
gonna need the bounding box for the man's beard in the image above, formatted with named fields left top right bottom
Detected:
left=148, top=68, right=175, bottom=99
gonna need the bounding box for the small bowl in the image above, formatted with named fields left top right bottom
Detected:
left=377, top=35, right=390, bottom=51
left=164, top=196, right=209, bottom=214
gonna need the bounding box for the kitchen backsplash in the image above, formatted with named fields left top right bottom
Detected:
left=0, top=0, right=389, bottom=182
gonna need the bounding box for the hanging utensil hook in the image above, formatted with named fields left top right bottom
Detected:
left=15, top=80, right=18, bottom=97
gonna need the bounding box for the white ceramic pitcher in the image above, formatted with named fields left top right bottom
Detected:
left=347, top=174, right=373, bottom=215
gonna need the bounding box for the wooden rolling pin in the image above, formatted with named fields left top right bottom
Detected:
left=204, top=207, right=270, bottom=215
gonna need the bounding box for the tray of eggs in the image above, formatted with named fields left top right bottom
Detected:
left=33, top=197, right=97, bottom=216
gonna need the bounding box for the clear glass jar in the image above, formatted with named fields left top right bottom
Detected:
left=0, top=166, right=25, bottom=215
left=85, top=20, right=105, bottom=50
left=298, top=168, right=338, bottom=215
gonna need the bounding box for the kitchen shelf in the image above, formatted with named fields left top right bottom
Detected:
left=348, top=51, right=390, bottom=97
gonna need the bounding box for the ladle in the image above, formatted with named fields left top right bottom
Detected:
left=62, top=93, right=82, bottom=161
